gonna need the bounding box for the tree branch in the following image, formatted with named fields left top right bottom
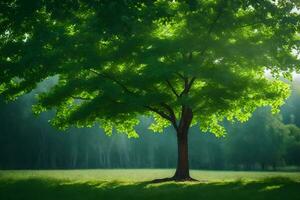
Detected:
left=90, top=69, right=176, bottom=125
left=165, top=79, right=179, bottom=98
left=186, top=77, right=196, bottom=92
left=179, top=77, right=190, bottom=97
left=144, top=105, right=172, bottom=122
left=175, top=72, right=185, bottom=80
left=89, top=69, right=135, bottom=95
left=160, top=102, right=178, bottom=130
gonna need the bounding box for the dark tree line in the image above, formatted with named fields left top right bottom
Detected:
left=0, top=83, right=300, bottom=170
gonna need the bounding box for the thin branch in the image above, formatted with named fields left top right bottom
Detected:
left=186, top=77, right=196, bottom=92
left=160, top=102, right=178, bottom=130
left=144, top=105, right=172, bottom=122
left=175, top=72, right=185, bottom=80
left=179, top=77, right=190, bottom=97
left=89, top=69, right=101, bottom=75
left=165, top=79, right=179, bottom=98
left=90, top=69, right=175, bottom=123
left=89, top=69, right=135, bottom=95
left=90, top=69, right=179, bottom=127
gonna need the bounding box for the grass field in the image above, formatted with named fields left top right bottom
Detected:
left=0, top=169, right=300, bottom=200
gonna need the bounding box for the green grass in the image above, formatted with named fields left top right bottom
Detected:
left=0, top=169, right=300, bottom=200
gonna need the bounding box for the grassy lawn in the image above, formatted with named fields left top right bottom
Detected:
left=0, top=169, right=300, bottom=200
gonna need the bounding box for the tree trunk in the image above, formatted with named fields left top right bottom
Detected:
left=172, top=107, right=194, bottom=181
left=151, top=107, right=195, bottom=183
left=173, top=128, right=190, bottom=180
left=261, top=163, right=265, bottom=171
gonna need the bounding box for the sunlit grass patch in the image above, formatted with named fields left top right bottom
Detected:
left=260, top=185, right=283, bottom=191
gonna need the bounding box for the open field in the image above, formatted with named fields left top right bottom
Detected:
left=0, top=169, right=300, bottom=200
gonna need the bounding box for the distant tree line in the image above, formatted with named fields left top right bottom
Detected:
left=0, top=85, right=300, bottom=170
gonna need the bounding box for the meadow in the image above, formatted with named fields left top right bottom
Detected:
left=0, top=169, right=300, bottom=200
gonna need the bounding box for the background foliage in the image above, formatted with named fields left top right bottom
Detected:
left=1, top=80, right=300, bottom=170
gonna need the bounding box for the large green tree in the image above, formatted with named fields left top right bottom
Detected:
left=1, top=0, right=300, bottom=181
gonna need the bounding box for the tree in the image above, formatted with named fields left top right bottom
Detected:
left=1, top=0, right=300, bottom=181
left=281, top=79, right=300, bottom=126
left=284, top=124, right=300, bottom=166
left=225, top=108, right=287, bottom=170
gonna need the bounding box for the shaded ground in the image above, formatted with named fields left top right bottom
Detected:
left=0, top=170, right=300, bottom=200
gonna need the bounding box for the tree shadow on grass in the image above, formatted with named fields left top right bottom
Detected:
left=0, top=177, right=299, bottom=200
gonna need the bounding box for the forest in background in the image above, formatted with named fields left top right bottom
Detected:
left=0, top=78, right=300, bottom=171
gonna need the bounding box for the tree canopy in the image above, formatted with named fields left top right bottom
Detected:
left=1, top=0, right=300, bottom=137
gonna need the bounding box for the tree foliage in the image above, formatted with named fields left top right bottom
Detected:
left=1, top=0, right=300, bottom=137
